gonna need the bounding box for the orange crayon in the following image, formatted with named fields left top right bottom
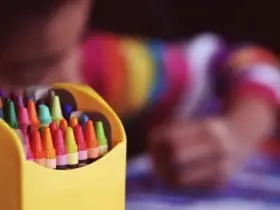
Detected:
left=84, top=120, right=99, bottom=163
left=31, top=130, right=45, bottom=166
left=27, top=99, right=40, bottom=128
left=42, top=128, right=56, bottom=169
left=70, top=117, right=79, bottom=128
left=59, top=119, right=68, bottom=134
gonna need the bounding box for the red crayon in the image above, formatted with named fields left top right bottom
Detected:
left=31, top=130, right=45, bottom=166
left=84, top=120, right=100, bottom=163
left=74, top=125, right=88, bottom=167
left=22, top=131, right=34, bottom=161
left=49, top=122, right=58, bottom=144
left=54, top=129, right=68, bottom=170
left=18, top=107, right=31, bottom=132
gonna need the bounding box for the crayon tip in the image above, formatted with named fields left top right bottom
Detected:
left=74, top=125, right=87, bottom=151
left=3, top=99, right=18, bottom=129
left=42, top=128, right=56, bottom=159
left=65, top=127, right=78, bottom=153
left=70, top=117, right=79, bottom=128
left=51, top=95, right=64, bottom=124
left=62, top=104, right=73, bottom=120
left=31, top=130, right=45, bottom=159
left=18, top=107, right=31, bottom=131
left=79, top=114, right=89, bottom=127
left=27, top=125, right=38, bottom=137
left=22, top=131, right=34, bottom=160
left=54, top=129, right=67, bottom=156
left=0, top=89, right=6, bottom=100
left=49, top=122, right=58, bottom=139
left=59, top=119, right=68, bottom=134
left=85, top=120, right=99, bottom=148
left=15, top=96, right=24, bottom=110
left=27, top=99, right=40, bottom=128
left=96, top=121, right=108, bottom=146
left=38, top=104, right=52, bottom=127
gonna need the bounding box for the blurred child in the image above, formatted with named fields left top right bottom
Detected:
left=0, top=0, right=279, bottom=188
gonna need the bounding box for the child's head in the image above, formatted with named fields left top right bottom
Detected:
left=0, top=0, right=92, bottom=88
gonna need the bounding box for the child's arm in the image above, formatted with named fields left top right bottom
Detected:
left=149, top=43, right=280, bottom=188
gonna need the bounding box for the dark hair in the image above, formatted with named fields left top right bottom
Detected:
left=0, top=0, right=71, bottom=18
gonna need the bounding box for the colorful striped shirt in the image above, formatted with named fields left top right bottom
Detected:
left=81, top=32, right=280, bottom=128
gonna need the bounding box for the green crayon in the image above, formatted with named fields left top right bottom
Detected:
left=3, top=99, right=18, bottom=129
left=95, top=121, right=108, bottom=155
left=51, top=95, right=64, bottom=125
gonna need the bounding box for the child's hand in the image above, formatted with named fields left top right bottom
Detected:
left=148, top=118, right=253, bottom=188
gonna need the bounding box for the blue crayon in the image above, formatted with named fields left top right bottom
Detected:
left=79, top=114, right=89, bottom=128
left=62, top=104, right=74, bottom=121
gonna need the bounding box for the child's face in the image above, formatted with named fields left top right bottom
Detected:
left=0, top=0, right=92, bottom=88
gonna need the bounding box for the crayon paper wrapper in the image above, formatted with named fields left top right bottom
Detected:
left=46, top=159, right=56, bottom=169
left=78, top=150, right=88, bottom=161
left=88, top=148, right=99, bottom=159
left=57, top=155, right=67, bottom=166
left=67, top=152, right=78, bottom=165
left=99, top=145, right=108, bottom=156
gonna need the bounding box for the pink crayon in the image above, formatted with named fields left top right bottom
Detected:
left=18, top=107, right=31, bottom=132
left=74, top=125, right=88, bottom=167
left=49, top=122, right=58, bottom=145
left=54, top=129, right=68, bottom=170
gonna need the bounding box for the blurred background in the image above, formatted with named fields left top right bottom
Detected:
left=88, top=0, right=280, bottom=157
left=90, top=0, right=279, bottom=51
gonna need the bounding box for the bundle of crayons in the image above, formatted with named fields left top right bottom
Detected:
left=0, top=90, right=109, bottom=170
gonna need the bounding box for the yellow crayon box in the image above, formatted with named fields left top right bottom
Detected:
left=0, top=83, right=127, bottom=210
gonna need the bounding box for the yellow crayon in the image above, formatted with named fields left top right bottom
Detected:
left=64, top=127, right=78, bottom=169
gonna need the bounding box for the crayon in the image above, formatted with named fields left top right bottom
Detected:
left=62, top=104, right=74, bottom=121
left=84, top=120, right=99, bottom=162
left=65, top=127, right=79, bottom=169
left=74, top=125, right=88, bottom=167
left=27, top=99, right=40, bottom=128
left=38, top=104, right=52, bottom=128
left=3, top=99, right=18, bottom=129
left=51, top=95, right=64, bottom=125
left=36, top=99, right=44, bottom=111
left=10, top=91, right=17, bottom=102
left=96, top=121, right=108, bottom=155
left=42, top=128, right=56, bottom=169
left=59, top=119, right=68, bottom=134
left=27, top=125, right=38, bottom=137
left=22, top=131, right=34, bottom=161
left=70, top=111, right=88, bottom=127
left=18, top=107, right=31, bottom=132
left=31, top=130, right=45, bottom=166
left=0, top=89, right=6, bottom=100
left=15, top=96, right=24, bottom=112
left=79, top=114, right=89, bottom=128
left=70, top=117, right=79, bottom=128
left=49, top=122, right=58, bottom=144
left=54, top=129, right=68, bottom=170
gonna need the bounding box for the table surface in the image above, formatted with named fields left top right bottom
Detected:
left=126, top=150, right=280, bottom=210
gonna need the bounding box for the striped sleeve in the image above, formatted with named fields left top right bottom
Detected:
left=222, top=46, right=280, bottom=105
